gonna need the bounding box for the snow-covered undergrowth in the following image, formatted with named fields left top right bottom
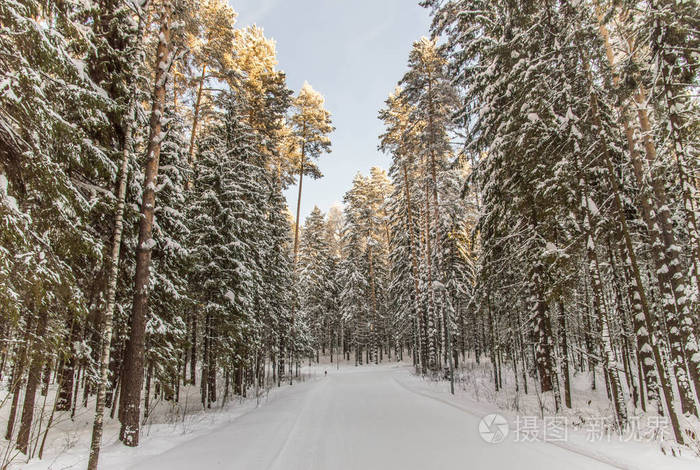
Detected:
left=1, top=369, right=322, bottom=470
left=4, top=358, right=699, bottom=470
left=396, top=359, right=700, bottom=470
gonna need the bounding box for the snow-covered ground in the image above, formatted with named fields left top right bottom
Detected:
left=122, top=364, right=616, bottom=470
left=6, top=363, right=698, bottom=470
left=396, top=365, right=700, bottom=470
left=3, top=370, right=321, bottom=470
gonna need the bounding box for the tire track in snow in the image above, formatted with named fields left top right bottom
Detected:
left=265, top=377, right=330, bottom=470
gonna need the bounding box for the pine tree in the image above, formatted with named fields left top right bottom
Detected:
left=119, top=0, right=178, bottom=446
left=0, top=0, right=308, bottom=462
left=380, top=89, right=426, bottom=370
left=86, top=0, right=146, bottom=465
left=145, top=101, right=191, bottom=408
left=298, top=207, right=333, bottom=360
left=290, top=82, right=334, bottom=262
left=422, top=0, right=700, bottom=442
left=185, top=0, right=236, bottom=165
left=396, top=37, right=460, bottom=373
left=1, top=0, right=114, bottom=455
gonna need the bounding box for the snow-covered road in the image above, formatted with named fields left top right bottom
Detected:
left=129, top=366, right=614, bottom=470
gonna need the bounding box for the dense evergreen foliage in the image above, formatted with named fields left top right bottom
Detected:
left=0, top=0, right=322, bottom=465
left=1, top=0, right=699, bottom=466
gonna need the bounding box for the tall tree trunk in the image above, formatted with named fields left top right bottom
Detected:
left=144, top=361, right=152, bottom=421
left=190, top=313, right=197, bottom=385
left=656, top=43, right=700, bottom=300
left=528, top=201, right=557, bottom=399
left=290, top=149, right=306, bottom=387
left=57, top=317, right=78, bottom=411
left=187, top=64, right=207, bottom=167
left=5, top=318, right=32, bottom=441
left=367, top=243, right=379, bottom=364
left=596, top=10, right=700, bottom=413
left=532, top=275, right=555, bottom=395
left=600, top=305, right=628, bottom=430
left=118, top=2, right=174, bottom=447
left=487, top=299, right=498, bottom=392
left=278, top=322, right=285, bottom=387
left=293, top=157, right=304, bottom=263
left=426, top=71, right=448, bottom=372
left=581, top=58, right=685, bottom=442
left=628, top=87, right=698, bottom=414
left=608, top=237, right=640, bottom=406
left=558, top=301, right=572, bottom=409
left=86, top=50, right=139, bottom=467
left=200, top=313, right=209, bottom=407
left=17, top=308, right=48, bottom=454
left=40, top=360, right=51, bottom=397
left=423, top=168, right=438, bottom=371
left=208, top=335, right=217, bottom=406
left=402, top=163, right=426, bottom=373
left=587, top=237, right=627, bottom=429
left=579, top=167, right=628, bottom=424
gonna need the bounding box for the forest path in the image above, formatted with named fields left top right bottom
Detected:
left=129, top=365, right=613, bottom=470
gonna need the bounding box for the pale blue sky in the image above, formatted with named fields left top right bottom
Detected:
left=229, top=0, right=431, bottom=221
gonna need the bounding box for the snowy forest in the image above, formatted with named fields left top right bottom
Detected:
left=1, top=0, right=699, bottom=469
